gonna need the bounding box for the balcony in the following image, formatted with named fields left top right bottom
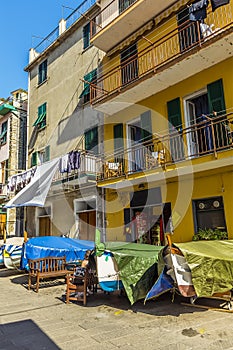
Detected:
left=52, top=151, right=99, bottom=191
left=97, top=113, right=233, bottom=187
left=90, top=4, right=233, bottom=115
left=90, top=0, right=177, bottom=52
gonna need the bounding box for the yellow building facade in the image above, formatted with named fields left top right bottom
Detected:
left=89, top=0, right=233, bottom=243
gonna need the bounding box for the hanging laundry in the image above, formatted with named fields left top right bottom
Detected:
left=68, top=150, right=81, bottom=171
left=189, top=0, right=209, bottom=21
left=59, top=154, right=69, bottom=173
left=210, top=0, right=230, bottom=11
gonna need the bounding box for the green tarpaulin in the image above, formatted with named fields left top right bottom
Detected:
left=103, top=242, right=163, bottom=305
left=176, top=240, right=233, bottom=297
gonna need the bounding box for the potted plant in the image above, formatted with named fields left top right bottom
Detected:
left=192, top=228, right=228, bottom=241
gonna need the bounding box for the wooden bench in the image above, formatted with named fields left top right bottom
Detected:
left=28, top=256, right=69, bottom=293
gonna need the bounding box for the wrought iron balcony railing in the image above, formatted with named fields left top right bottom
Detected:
left=97, top=113, right=233, bottom=181
left=90, top=4, right=233, bottom=104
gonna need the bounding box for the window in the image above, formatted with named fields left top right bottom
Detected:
left=31, top=151, right=38, bottom=167
left=193, top=196, right=227, bottom=232
left=38, top=59, right=47, bottom=85
left=121, top=43, right=138, bottom=85
left=0, top=121, right=8, bottom=145
left=79, top=69, right=97, bottom=103
left=38, top=145, right=50, bottom=164
left=84, top=126, right=98, bottom=154
left=31, top=146, right=50, bottom=167
left=83, top=21, right=96, bottom=50
left=33, top=103, right=47, bottom=129
left=119, top=0, right=136, bottom=14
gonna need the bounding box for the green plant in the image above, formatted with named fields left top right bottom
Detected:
left=192, top=228, right=228, bottom=241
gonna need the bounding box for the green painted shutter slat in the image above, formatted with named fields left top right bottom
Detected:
left=44, top=145, right=50, bottom=162
left=114, top=124, right=124, bottom=152
left=31, top=152, right=38, bottom=167
left=207, top=79, right=226, bottom=115
left=140, top=111, right=152, bottom=142
left=167, top=98, right=182, bottom=131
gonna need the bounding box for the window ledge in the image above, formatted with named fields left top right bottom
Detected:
left=82, top=44, right=94, bottom=54
left=37, top=78, right=48, bottom=88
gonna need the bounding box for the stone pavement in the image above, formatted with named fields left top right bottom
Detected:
left=0, top=268, right=233, bottom=350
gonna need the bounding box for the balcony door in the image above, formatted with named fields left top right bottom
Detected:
left=185, top=91, right=210, bottom=157
left=121, top=43, right=138, bottom=86
left=127, top=111, right=152, bottom=172
left=128, top=120, right=143, bottom=172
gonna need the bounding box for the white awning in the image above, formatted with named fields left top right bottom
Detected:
left=5, top=158, right=60, bottom=208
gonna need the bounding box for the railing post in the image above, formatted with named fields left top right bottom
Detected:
left=117, top=68, right=121, bottom=92
left=210, top=119, right=217, bottom=158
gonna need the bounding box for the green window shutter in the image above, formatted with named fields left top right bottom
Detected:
left=79, top=69, right=97, bottom=98
left=114, top=123, right=124, bottom=152
left=207, top=79, right=226, bottom=115
left=83, top=23, right=90, bottom=49
left=140, top=110, right=152, bottom=142
left=85, top=126, right=98, bottom=153
left=167, top=98, right=182, bottom=132
left=44, top=145, right=50, bottom=162
left=34, top=103, right=47, bottom=127
left=167, top=97, right=184, bottom=161
left=31, top=151, right=38, bottom=167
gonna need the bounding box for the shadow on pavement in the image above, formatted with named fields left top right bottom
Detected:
left=58, top=289, right=206, bottom=317
left=0, top=319, right=61, bottom=349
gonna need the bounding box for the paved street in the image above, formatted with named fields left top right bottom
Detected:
left=0, top=268, right=233, bottom=350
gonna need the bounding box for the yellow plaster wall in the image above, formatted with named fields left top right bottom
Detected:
left=165, top=170, right=233, bottom=243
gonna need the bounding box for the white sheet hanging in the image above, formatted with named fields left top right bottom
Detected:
left=5, top=158, right=60, bottom=208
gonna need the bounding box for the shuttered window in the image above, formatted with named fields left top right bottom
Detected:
left=83, top=23, right=90, bottom=49
left=79, top=69, right=97, bottom=103
left=44, top=145, right=50, bottom=162
left=140, top=110, right=152, bottom=142
left=114, top=123, right=124, bottom=152
left=31, top=151, right=38, bottom=167
left=207, top=79, right=226, bottom=115
left=167, top=98, right=182, bottom=132
left=167, top=97, right=184, bottom=161
left=33, top=103, right=47, bottom=129
left=85, top=126, right=98, bottom=154
left=38, top=60, right=47, bottom=85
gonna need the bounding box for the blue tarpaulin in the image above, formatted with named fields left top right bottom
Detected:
left=144, top=267, right=174, bottom=303
left=21, top=236, right=94, bottom=270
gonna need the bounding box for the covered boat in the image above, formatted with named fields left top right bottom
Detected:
left=96, top=241, right=163, bottom=305
left=0, top=237, right=25, bottom=269
left=21, top=236, right=95, bottom=270
left=145, top=239, right=233, bottom=309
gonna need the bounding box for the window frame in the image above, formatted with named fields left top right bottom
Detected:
left=193, top=196, right=227, bottom=233
left=36, top=103, right=47, bottom=130
left=38, top=59, right=48, bottom=85
left=0, top=120, right=8, bottom=145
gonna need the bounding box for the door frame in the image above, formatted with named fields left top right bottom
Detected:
left=183, top=88, right=207, bottom=157
left=126, top=117, right=141, bottom=173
